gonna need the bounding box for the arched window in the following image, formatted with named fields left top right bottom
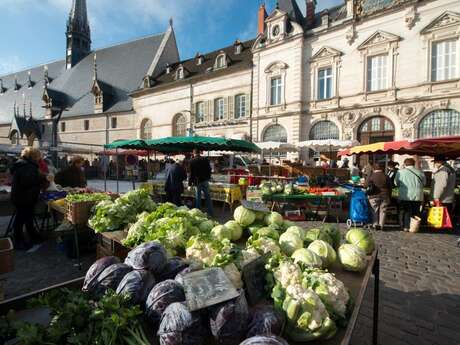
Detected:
left=176, top=67, right=184, bottom=80
left=140, top=118, right=153, bottom=140
left=173, top=113, right=187, bottom=137
left=263, top=124, right=288, bottom=142
left=10, top=130, right=19, bottom=145
left=418, top=109, right=460, bottom=138
left=309, top=121, right=339, bottom=140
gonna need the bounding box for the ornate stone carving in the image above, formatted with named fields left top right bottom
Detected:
left=404, top=6, right=418, bottom=29
left=346, top=24, right=357, bottom=46
left=373, top=107, right=381, bottom=114
left=402, top=128, right=413, bottom=139
left=421, top=11, right=460, bottom=34
left=402, top=106, right=415, bottom=116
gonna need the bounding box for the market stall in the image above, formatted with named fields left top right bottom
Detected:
left=1, top=198, right=380, bottom=345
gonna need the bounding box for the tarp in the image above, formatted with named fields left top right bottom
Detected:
left=297, top=139, right=359, bottom=151
left=105, top=136, right=261, bottom=154
left=338, top=136, right=460, bottom=158
left=257, top=141, right=298, bottom=152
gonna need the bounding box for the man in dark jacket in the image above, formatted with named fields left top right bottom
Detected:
left=165, top=160, right=187, bottom=206
left=55, top=156, right=87, bottom=188
left=364, top=161, right=392, bottom=230
left=189, top=149, right=213, bottom=216
left=10, top=147, right=46, bottom=250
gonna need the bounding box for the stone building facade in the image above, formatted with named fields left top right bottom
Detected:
left=0, top=0, right=459, bottom=164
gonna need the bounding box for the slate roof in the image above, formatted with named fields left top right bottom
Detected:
left=279, top=0, right=305, bottom=26
left=149, top=39, right=255, bottom=90
left=0, top=33, right=166, bottom=123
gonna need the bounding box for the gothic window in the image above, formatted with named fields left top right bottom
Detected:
left=140, top=119, right=153, bottom=140
left=309, top=121, right=340, bottom=140
left=418, top=109, right=460, bottom=138
left=173, top=114, right=187, bottom=137
left=263, top=124, right=288, bottom=143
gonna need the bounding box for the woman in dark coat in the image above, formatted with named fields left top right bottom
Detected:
left=10, top=147, right=47, bottom=250
left=55, top=156, right=87, bottom=188
left=165, top=160, right=187, bottom=206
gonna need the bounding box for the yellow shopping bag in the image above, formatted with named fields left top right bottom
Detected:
left=427, top=206, right=453, bottom=229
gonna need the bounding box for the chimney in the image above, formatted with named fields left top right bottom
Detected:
left=305, top=0, right=316, bottom=28
left=258, top=3, right=267, bottom=35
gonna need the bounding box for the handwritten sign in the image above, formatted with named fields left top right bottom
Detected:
left=242, top=255, right=268, bottom=305
left=183, top=268, right=240, bottom=311
left=241, top=200, right=270, bottom=213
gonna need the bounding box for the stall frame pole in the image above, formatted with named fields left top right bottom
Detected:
left=372, top=252, right=380, bottom=345
left=103, top=148, right=107, bottom=192
left=116, top=148, right=120, bottom=194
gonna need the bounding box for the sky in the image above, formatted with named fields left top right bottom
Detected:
left=0, top=0, right=343, bottom=76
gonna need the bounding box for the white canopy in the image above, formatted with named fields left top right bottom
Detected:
left=297, top=139, right=359, bottom=151
left=257, top=141, right=299, bottom=153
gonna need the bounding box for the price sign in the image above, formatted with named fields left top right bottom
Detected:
left=241, top=200, right=270, bottom=213
left=183, top=268, right=240, bottom=311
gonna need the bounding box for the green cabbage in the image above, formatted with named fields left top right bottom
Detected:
left=304, top=228, right=333, bottom=246
left=225, top=220, right=243, bottom=241
left=285, top=226, right=306, bottom=241
left=345, top=228, right=375, bottom=255
left=291, top=248, right=323, bottom=269
left=211, top=225, right=232, bottom=241
left=320, top=224, right=342, bottom=249
left=265, top=212, right=284, bottom=227
left=307, top=240, right=337, bottom=268
left=234, top=206, right=256, bottom=227
left=338, top=244, right=367, bottom=272
left=199, top=220, right=216, bottom=233
left=279, top=232, right=303, bottom=256
left=255, top=227, right=280, bottom=241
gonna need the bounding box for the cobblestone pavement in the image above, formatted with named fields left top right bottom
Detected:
left=2, top=212, right=460, bottom=345
left=350, top=227, right=460, bottom=345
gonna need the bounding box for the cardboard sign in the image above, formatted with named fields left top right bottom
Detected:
left=183, top=268, right=240, bottom=311
left=241, top=200, right=270, bottom=213
left=242, top=255, right=268, bottom=305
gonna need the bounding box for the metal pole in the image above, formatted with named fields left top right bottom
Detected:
left=372, top=253, right=380, bottom=345
left=116, top=148, right=119, bottom=194
left=104, top=149, right=107, bottom=192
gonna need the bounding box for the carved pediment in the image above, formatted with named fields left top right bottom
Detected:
left=310, top=46, right=342, bottom=61
left=358, top=30, right=401, bottom=50
left=421, top=11, right=460, bottom=34
left=264, top=61, right=289, bottom=73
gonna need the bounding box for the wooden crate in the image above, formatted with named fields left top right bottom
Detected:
left=66, top=200, right=96, bottom=225
left=96, top=232, right=129, bottom=260
left=0, top=238, right=14, bottom=275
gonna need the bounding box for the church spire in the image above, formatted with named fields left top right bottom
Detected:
left=66, top=0, right=91, bottom=69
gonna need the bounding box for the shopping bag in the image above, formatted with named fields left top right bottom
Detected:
left=427, top=207, right=452, bottom=229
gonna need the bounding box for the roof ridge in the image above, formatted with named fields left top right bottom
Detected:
left=0, top=59, right=64, bottom=79
left=91, top=32, right=166, bottom=53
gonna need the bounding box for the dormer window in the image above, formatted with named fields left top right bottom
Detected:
left=165, top=64, right=171, bottom=74
left=176, top=67, right=184, bottom=80
left=196, top=53, right=204, bottom=65
left=215, top=54, right=227, bottom=69
left=234, top=40, right=243, bottom=55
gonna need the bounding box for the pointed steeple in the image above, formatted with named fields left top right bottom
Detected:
left=66, top=0, right=91, bottom=69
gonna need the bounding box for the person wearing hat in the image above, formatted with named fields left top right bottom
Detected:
left=431, top=156, right=456, bottom=218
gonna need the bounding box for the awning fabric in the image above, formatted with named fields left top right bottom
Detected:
left=338, top=136, right=460, bottom=158
left=257, top=142, right=298, bottom=152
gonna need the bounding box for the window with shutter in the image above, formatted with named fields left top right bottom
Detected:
left=228, top=96, right=234, bottom=119
left=245, top=93, right=250, bottom=117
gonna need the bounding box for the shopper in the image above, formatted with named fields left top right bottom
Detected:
left=431, top=156, right=456, bottom=219
left=10, top=147, right=47, bottom=250
left=189, top=149, right=213, bottom=217
left=395, top=158, right=426, bottom=231
left=55, top=156, right=87, bottom=188
left=362, top=161, right=374, bottom=179
left=364, top=162, right=391, bottom=230
left=165, top=160, right=187, bottom=206
left=387, top=161, right=399, bottom=187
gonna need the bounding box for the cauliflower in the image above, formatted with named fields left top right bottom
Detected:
left=186, top=240, right=219, bottom=267
left=236, top=248, right=261, bottom=268
left=248, top=236, right=281, bottom=256
left=302, top=271, right=350, bottom=319
left=273, top=260, right=303, bottom=289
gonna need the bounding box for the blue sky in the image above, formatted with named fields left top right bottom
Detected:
left=0, top=0, right=342, bottom=76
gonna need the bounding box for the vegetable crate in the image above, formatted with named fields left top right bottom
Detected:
left=66, top=200, right=97, bottom=225
left=96, top=233, right=129, bottom=260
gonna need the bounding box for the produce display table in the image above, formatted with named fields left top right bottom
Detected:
left=0, top=250, right=380, bottom=345
left=147, top=180, right=243, bottom=210
left=264, top=193, right=348, bottom=222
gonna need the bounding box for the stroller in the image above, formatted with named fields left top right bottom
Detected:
left=342, top=184, right=370, bottom=228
